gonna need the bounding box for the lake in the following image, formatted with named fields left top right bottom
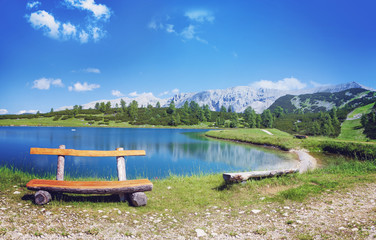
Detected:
left=0, top=127, right=298, bottom=179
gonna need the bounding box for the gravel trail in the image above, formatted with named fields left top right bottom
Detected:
left=1, top=182, right=376, bottom=239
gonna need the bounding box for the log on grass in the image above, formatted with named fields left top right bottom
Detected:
left=223, top=169, right=299, bottom=182
left=129, top=192, right=148, bottom=207
left=35, top=190, right=52, bottom=205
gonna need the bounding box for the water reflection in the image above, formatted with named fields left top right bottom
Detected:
left=0, top=127, right=298, bottom=179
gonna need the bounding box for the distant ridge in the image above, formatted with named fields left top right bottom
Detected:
left=58, top=81, right=373, bottom=113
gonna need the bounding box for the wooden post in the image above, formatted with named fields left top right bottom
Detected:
left=56, top=145, right=65, bottom=181
left=116, top=147, right=126, bottom=201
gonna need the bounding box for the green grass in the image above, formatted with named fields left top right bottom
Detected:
left=2, top=151, right=376, bottom=214
left=339, top=118, right=367, bottom=141
left=206, top=128, right=376, bottom=160
left=205, top=128, right=298, bottom=151
left=338, top=102, right=375, bottom=141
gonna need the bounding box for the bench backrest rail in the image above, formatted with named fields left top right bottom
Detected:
left=30, top=148, right=146, bottom=157
left=30, top=145, right=145, bottom=186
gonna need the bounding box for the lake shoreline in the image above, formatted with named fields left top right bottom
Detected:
left=206, top=134, right=318, bottom=172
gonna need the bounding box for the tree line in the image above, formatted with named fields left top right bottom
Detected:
left=361, top=104, right=376, bottom=139
left=1, top=99, right=365, bottom=138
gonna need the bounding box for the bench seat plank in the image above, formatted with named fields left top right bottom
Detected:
left=27, top=179, right=153, bottom=194
left=30, top=148, right=146, bottom=157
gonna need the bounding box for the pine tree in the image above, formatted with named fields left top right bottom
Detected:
left=95, top=102, right=100, bottom=110
left=203, top=105, right=211, bottom=121
left=256, top=114, right=261, bottom=128
left=244, top=107, right=256, bottom=128
left=273, top=106, right=284, bottom=118
left=312, top=121, right=320, bottom=136
left=176, top=113, right=181, bottom=125
left=128, top=100, right=138, bottom=121
left=261, top=109, right=273, bottom=128
left=166, top=100, right=176, bottom=114
left=106, top=101, right=111, bottom=113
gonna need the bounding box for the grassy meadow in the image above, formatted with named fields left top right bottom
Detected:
left=338, top=102, right=375, bottom=141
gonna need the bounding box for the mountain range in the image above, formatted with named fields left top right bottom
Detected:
left=59, top=81, right=373, bottom=114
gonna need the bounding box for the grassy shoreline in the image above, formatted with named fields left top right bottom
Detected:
left=205, top=128, right=376, bottom=160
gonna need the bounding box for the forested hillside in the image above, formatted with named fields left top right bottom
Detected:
left=1, top=88, right=376, bottom=139
left=361, top=103, right=376, bottom=139
left=268, top=88, right=376, bottom=113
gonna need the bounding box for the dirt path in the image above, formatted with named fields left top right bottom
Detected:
left=290, top=149, right=318, bottom=173
left=261, top=129, right=273, bottom=135
left=1, top=182, right=376, bottom=239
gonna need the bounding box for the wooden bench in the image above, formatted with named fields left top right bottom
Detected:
left=26, top=145, right=153, bottom=206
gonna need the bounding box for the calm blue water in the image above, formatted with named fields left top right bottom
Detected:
left=0, top=127, right=298, bottom=179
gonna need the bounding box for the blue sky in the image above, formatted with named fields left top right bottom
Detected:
left=1, top=0, right=376, bottom=114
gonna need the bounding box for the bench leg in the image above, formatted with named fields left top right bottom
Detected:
left=129, top=192, right=147, bottom=207
left=34, top=190, right=52, bottom=205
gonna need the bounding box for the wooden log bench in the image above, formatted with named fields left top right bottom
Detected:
left=26, top=145, right=153, bottom=206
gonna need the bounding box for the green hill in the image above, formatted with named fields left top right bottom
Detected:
left=338, top=102, right=376, bottom=141
left=269, top=88, right=376, bottom=113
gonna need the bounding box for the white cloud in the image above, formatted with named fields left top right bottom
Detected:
left=148, top=20, right=159, bottom=30
left=165, top=24, right=175, bottom=33
left=185, top=10, right=215, bottom=23
left=32, top=78, right=50, bottom=90
left=181, top=25, right=195, bottom=40
left=195, top=36, right=208, bottom=44
left=26, top=1, right=110, bottom=43
left=62, top=22, right=76, bottom=38
left=159, top=91, right=169, bottom=96
left=180, top=25, right=208, bottom=44
left=149, top=10, right=213, bottom=44
left=65, top=0, right=112, bottom=20
left=0, top=109, right=8, bottom=115
left=79, top=30, right=89, bottom=43
left=28, top=10, right=60, bottom=39
left=83, top=67, right=100, bottom=73
left=250, top=77, right=307, bottom=91
left=27, top=1, right=41, bottom=9
left=310, top=81, right=331, bottom=88
left=112, top=90, right=124, bottom=97
left=91, top=26, right=104, bottom=42
left=52, top=79, right=64, bottom=87
left=129, top=91, right=139, bottom=97
left=18, top=110, right=38, bottom=115
left=148, top=20, right=173, bottom=34
left=68, top=82, right=100, bottom=92
left=158, top=89, right=180, bottom=97
left=32, top=78, right=64, bottom=90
